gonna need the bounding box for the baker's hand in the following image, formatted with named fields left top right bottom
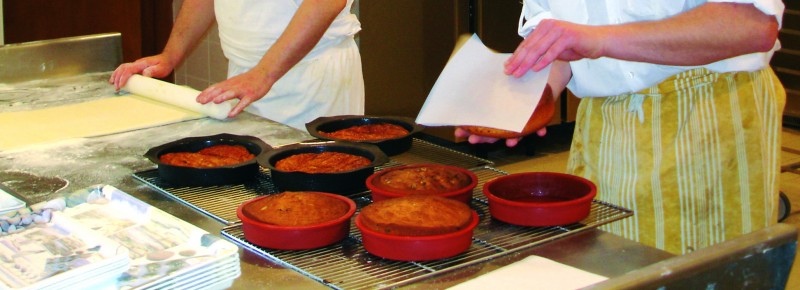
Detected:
left=195, top=70, right=273, bottom=118
left=455, top=127, right=547, bottom=148
left=505, top=19, right=603, bottom=77
left=109, top=54, right=176, bottom=92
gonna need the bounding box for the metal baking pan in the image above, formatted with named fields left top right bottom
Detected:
left=144, top=133, right=271, bottom=187
left=306, top=115, right=425, bottom=156
left=257, top=141, right=389, bottom=194
left=133, top=138, right=493, bottom=224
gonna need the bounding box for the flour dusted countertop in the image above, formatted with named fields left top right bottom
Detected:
left=0, top=72, right=309, bottom=204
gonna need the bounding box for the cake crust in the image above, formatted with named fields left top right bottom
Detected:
left=159, top=144, right=254, bottom=168
left=242, top=192, right=350, bottom=226
left=274, top=152, right=371, bottom=173
left=359, top=195, right=473, bottom=236
left=375, top=165, right=472, bottom=195
left=319, top=123, right=409, bottom=141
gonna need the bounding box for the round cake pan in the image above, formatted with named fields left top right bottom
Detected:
left=143, top=133, right=271, bottom=187
left=257, top=141, right=389, bottom=194
left=483, top=172, right=597, bottom=226
left=306, top=115, right=425, bottom=156
left=355, top=211, right=479, bottom=261
left=237, top=193, right=356, bottom=250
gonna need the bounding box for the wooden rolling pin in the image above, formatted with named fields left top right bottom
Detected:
left=122, top=74, right=235, bottom=120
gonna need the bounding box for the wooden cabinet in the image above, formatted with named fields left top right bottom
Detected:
left=2, top=0, right=172, bottom=63
left=358, top=0, right=470, bottom=141
left=358, top=0, right=564, bottom=142
left=772, top=2, right=800, bottom=127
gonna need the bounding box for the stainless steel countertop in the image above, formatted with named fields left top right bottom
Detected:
left=0, top=72, right=674, bottom=289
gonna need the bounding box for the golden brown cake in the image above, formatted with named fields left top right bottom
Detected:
left=159, top=144, right=255, bottom=167
left=359, top=195, right=473, bottom=236
left=318, top=123, right=409, bottom=141
left=274, top=152, right=371, bottom=173
left=242, top=192, right=350, bottom=226
left=375, top=165, right=472, bottom=195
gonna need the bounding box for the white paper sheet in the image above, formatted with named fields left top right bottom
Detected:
left=415, top=34, right=550, bottom=132
left=448, top=256, right=608, bottom=290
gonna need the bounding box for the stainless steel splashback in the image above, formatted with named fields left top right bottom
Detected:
left=0, top=32, right=122, bottom=83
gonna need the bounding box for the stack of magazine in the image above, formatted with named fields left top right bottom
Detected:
left=0, top=214, right=130, bottom=289
left=0, top=185, right=240, bottom=290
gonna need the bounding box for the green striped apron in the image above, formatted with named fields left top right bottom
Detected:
left=567, top=67, right=786, bottom=254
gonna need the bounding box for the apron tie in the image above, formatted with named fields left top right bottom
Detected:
left=627, top=94, right=646, bottom=123
left=626, top=91, right=660, bottom=124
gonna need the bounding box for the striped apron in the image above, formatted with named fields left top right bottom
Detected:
left=567, top=67, right=786, bottom=254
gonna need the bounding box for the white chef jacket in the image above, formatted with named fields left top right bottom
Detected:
left=215, top=0, right=364, bottom=129
left=518, top=0, right=785, bottom=98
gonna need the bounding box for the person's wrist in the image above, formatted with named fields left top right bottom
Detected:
left=160, top=50, right=184, bottom=70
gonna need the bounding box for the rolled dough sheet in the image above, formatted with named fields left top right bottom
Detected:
left=0, top=95, right=203, bottom=151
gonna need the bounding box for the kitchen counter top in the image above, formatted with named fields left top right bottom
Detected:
left=0, top=72, right=675, bottom=289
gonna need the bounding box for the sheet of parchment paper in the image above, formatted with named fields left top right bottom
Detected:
left=416, top=34, right=550, bottom=132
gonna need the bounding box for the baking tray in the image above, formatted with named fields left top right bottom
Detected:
left=221, top=166, right=632, bottom=290
left=132, top=138, right=493, bottom=224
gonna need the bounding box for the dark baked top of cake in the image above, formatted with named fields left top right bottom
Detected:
left=375, top=165, right=472, bottom=194
left=159, top=144, right=254, bottom=168
left=318, top=123, right=409, bottom=141
left=274, top=152, right=371, bottom=173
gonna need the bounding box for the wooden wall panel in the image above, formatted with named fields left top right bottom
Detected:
left=359, top=0, right=470, bottom=141
left=2, top=0, right=171, bottom=63
left=773, top=6, right=800, bottom=123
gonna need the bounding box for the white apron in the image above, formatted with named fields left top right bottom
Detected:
left=215, top=0, right=364, bottom=130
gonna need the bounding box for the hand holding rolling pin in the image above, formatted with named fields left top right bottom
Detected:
left=195, top=69, right=274, bottom=119
left=110, top=52, right=277, bottom=119
left=109, top=54, right=177, bottom=92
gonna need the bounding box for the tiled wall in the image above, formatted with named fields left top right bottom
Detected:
left=171, top=0, right=228, bottom=90
left=172, top=0, right=360, bottom=90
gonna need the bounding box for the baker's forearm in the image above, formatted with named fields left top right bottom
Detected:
left=548, top=61, right=571, bottom=99
left=249, top=0, right=346, bottom=84
left=162, top=0, right=216, bottom=65
left=602, top=3, right=779, bottom=66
